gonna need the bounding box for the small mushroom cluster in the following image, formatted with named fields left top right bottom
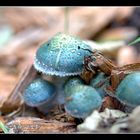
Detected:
left=23, top=33, right=103, bottom=118
left=23, top=32, right=140, bottom=119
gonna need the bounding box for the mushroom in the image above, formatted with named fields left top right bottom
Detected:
left=23, top=33, right=93, bottom=113
left=23, top=78, right=56, bottom=114
left=64, top=76, right=85, bottom=94
left=115, top=72, right=140, bottom=110
left=64, top=77, right=102, bottom=119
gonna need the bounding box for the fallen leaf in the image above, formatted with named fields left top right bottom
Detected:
left=6, top=117, right=76, bottom=134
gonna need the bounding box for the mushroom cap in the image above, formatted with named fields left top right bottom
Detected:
left=34, top=33, right=92, bottom=77
left=23, top=78, right=56, bottom=107
left=64, top=85, right=102, bottom=118
left=115, top=72, right=140, bottom=107
left=64, top=76, right=84, bottom=95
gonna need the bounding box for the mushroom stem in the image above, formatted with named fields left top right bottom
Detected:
left=42, top=75, right=69, bottom=104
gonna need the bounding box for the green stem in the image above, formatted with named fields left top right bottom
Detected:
left=0, top=121, right=9, bottom=134
left=128, top=37, right=140, bottom=46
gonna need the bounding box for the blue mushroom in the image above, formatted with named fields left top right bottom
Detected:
left=64, top=78, right=102, bottom=118
left=23, top=78, right=56, bottom=114
left=115, top=72, right=140, bottom=108
left=34, top=32, right=92, bottom=77
left=64, top=76, right=85, bottom=95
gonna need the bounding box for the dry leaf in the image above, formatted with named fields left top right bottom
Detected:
left=6, top=117, right=76, bottom=134
left=96, top=27, right=138, bottom=42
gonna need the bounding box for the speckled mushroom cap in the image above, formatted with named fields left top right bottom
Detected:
left=34, top=33, right=92, bottom=77
left=23, top=78, right=56, bottom=107
left=64, top=85, right=102, bottom=118
left=115, top=72, right=140, bottom=107
left=64, top=76, right=84, bottom=96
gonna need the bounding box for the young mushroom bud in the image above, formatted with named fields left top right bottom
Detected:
left=115, top=72, right=140, bottom=110
left=23, top=78, right=56, bottom=114
left=64, top=78, right=102, bottom=119
left=64, top=76, right=85, bottom=94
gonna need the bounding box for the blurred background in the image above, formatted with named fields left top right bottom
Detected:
left=0, top=6, right=140, bottom=124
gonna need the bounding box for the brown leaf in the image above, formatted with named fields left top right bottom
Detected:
left=3, top=8, right=64, bottom=42
left=69, top=8, right=119, bottom=39
left=3, top=7, right=127, bottom=40
left=80, top=69, right=95, bottom=84
left=6, top=117, right=76, bottom=134
left=115, top=7, right=134, bottom=23
left=3, top=8, right=63, bottom=32
left=96, top=27, right=138, bottom=42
